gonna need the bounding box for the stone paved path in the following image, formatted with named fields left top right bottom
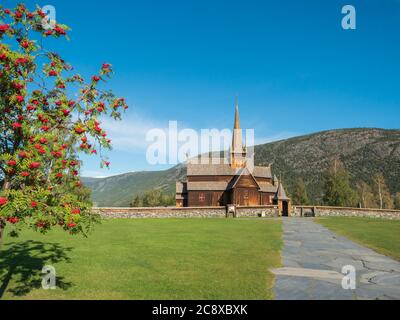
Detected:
left=271, top=218, right=400, bottom=300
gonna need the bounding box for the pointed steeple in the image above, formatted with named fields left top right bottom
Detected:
left=274, top=181, right=289, bottom=200
left=230, top=97, right=247, bottom=168
left=234, top=96, right=240, bottom=130
left=273, top=174, right=279, bottom=185
left=232, top=96, right=243, bottom=152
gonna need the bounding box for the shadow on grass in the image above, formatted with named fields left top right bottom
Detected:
left=0, top=241, right=73, bottom=298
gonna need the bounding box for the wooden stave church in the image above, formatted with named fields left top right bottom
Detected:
left=176, top=100, right=291, bottom=215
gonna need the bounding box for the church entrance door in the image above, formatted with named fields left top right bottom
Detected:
left=282, top=201, right=289, bottom=217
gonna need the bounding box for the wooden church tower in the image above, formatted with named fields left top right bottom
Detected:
left=230, top=97, right=247, bottom=169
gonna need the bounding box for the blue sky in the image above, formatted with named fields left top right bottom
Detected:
left=3, top=0, right=400, bottom=177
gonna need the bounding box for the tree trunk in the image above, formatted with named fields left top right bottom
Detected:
left=2, top=181, right=10, bottom=191
left=1, top=179, right=10, bottom=250
left=0, top=219, right=5, bottom=251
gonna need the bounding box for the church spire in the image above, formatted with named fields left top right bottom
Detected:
left=231, top=97, right=246, bottom=168
left=232, top=96, right=243, bottom=152
left=234, top=96, right=240, bottom=130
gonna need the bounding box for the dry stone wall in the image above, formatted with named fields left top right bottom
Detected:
left=94, top=205, right=400, bottom=220
left=293, top=206, right=400, bottom=220
left=237, top=206, right=278, bottom=217
left=94, top=205, right=279, bottom=219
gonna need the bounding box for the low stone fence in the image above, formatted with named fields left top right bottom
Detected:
left=93, top=205, right=400, bottom=220
left=94, top=205, right=279, bottom=219
left=236, top=205, right=278, bottom=217
left=293, top=205, right=400, bottom=220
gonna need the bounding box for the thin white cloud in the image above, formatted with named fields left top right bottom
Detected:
left=81, top=170, right=136, bottom=178
left=88, top=110, right=298, bottom=175
left=101, top=113, right=161, bottom=152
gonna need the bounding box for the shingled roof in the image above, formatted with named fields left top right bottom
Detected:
left=274, top=182, right=290, bottom=200
left=187, top=181, right=230, bottom=191
left=187, top=162, right=272, bottom=178
left=259, top=183, right=278, bottom=193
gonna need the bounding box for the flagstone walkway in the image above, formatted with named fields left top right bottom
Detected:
left=271, top=218, right=400, bottom=300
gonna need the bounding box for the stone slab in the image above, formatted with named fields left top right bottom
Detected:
left=272, top=218, right=400, bottom=300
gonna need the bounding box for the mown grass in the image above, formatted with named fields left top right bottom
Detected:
left=316, top=217, right=400, bottom=261
left=0, top=218, right=282, bottom=300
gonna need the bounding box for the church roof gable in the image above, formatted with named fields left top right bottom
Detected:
left=229, top=167, right=260, bottom=189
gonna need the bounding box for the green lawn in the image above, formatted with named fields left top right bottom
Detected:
left=316, top=217, right=400, bottom=261
left=0, top=218, right=282, bottom=300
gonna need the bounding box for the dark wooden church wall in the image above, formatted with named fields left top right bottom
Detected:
left=233, top=188, right=259, bottom=206
left=188, top=191, right=226, bottom=206
left=260, top=193, right=274, bottom=205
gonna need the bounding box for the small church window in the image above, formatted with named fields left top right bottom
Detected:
left=199, top=193, right=205, bottom=202
left=243, top=190, right=249, bottom=200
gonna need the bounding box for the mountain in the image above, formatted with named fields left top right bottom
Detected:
left=83, top=128, right=400, bottom=207
left=254, top=128, right=400, bottom=202
left=82, top=165, right=186, bottom=207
